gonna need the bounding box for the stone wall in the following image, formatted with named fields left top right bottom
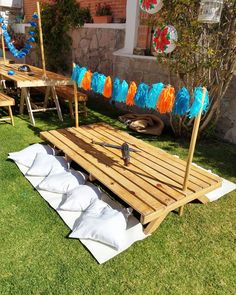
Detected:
left=71, top=27, right=125, bottom=76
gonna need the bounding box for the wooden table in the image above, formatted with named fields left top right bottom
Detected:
left=40, top=123, right=222, bottom=235
left=0, top=63, right=74, bottom=126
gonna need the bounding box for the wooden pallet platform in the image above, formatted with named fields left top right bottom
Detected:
left=40, top=123, right=222, bottom=234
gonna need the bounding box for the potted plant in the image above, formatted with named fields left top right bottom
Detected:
left=93, top=3, right=113, bottom=23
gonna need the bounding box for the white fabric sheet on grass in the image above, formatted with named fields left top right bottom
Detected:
left=16, top=163, right=147, bottom=264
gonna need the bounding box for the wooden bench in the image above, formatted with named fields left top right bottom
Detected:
left=36, top=86, right=88, bottom=119
left=40, top=123, right=222, bottom=235
left=0, top=92, right=15, bottom=126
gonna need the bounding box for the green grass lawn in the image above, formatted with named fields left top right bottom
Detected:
left=0, top=97, right=235, bottom=295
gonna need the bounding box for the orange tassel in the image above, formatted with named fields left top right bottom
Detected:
left=103, top=76, right=112, bottom=98
left=157, top=85, right=175, bottom=113
left=82, top=71, right=92, bottom=90
left=126, top=81, right=137, bottom=106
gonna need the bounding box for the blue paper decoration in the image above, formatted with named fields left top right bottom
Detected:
left=112, top=78, right=120, bottom=101
left=146, top=82, right=164, bottom=109
left=1, top=13, right=38, bottom=59
left=96, top=74, right=106, bottom=94
left=71, top=65, right=80, bottom=81
left=91, top=72, right=99, bottom=92
left=77, top=67, right=87, bottom=87
left=173, top=87, right=190, bottom=116
left=134, top=83, right=149, bottom=108
left=188, top=87, right=209, bottom=118
left=116, top=80, right=128, bottom=103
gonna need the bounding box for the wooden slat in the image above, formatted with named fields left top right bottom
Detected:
left=40, top=130, right=165, bottom=217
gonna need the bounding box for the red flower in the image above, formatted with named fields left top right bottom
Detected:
left=153, top=27, right=170, bottom=53
left=141, top=0, right=158, bottom=10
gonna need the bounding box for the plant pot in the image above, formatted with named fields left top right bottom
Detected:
left=93, top=15, right=113, bottom=24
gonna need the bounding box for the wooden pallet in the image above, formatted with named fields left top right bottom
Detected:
left=40, top=123, right=222, bottom=235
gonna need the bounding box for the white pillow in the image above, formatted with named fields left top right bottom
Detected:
left=26, top=153, right=69, bottom=177
left=8, top=143, right=55, bottom=167
left=69, top=204, right=127, bottom=250
left=59, top=183, right=102, bottom=212
left=38, top=169, right=88, bottom=194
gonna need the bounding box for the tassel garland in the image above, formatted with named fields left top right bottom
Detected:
left=146, top=82, right=164, bottom=109
left=71, top=63, right=210, bottom=117
left=126, top=81, right=137, bottom=106
left=157, top=85, right=175, bottom=113
left=173, top=87, right=190, bottom=116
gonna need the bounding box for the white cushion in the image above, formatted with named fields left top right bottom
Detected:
left=38, top=169, right=88, bottom=194
left=69, top=203, right=127, bottom=250
left=26, top=153, right=69, bottom=177
left=59, top=183, right=102, bottom=212
left=8, top=143, right=54, bottom=167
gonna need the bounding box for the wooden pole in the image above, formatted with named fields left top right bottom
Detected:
left=1, top=27, right=6, bottom=64
left=37, top=2, right=47, bottom=78
left=73, top=63, right=79, bottom=128
left=179, top=87, right=207, bottom=216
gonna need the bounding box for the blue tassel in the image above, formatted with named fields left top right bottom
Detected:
left=189, top=87, right=209, bottom=118
left=173, top=87, right=190, bottom=116
left=71, top=65, right=80, bottom=81
left=28, top=31, right=35, bottom=36
left=91, top=72, right=99, bottom=92
left=27, top=37, right=35, bottom=43
left=112, top=78, right=120, bottom=101
left=96, top=74, right=106, bottom=94
left=134, top=83, right=149, bottom=108
left=77, top=67, right=87, bottom=87
left=29, top=21, right=37, bottom=27
left=32, top=13, right=38, bottom=19
left=116, top=80, right=128, bottom=103
left=146, top=82, right=164, bottom=109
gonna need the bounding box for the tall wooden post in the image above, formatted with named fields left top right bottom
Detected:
left=179, top=87, right=207, bottom=216
left=73, top=63, right=79, bottom=128
left=1, top=27, right=6, bottom=64
left=37, top=2, right=47, bottom=78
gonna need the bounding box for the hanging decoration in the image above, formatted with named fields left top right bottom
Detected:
left=0, top=13, right=38, bottom=59
left=173, top=87, right=190, bottom=116
left=188, top=87, right=209, bottom=118
left=112, top=78, right=121, bottom=101
left=134, top=83, right=149, bottom=108
left=146, top=82, right=164, bottom=109
left=82, top=70, right=92, bottom=91
left=103, top=76, right=112, bottom=99
left=77, top=67, right=87, bottom=87
left=198, top=0, right=224, bottom=24
left=71, top=65, right=209, bottom=118
left=157, top=85, right=175, bottom=113
left=139, top=0, right=163, bottom=14
left=116, top=80, right=129, bottom=103
left=153, top=25, right=178, bottom=54
left=126, top=82, right=137, bottom=106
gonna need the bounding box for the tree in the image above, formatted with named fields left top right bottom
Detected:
left=150, top=0, right=236, bottom=136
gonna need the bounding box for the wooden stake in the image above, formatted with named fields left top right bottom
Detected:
left=183, top=87, right=207, bottom=191
left=179, top=87, right=207, bottom=216
left=73, top=63, right=79, bottom=128
left=37, top=2, right=47, bottom=78
left=1, top=27, right=6, bottom=64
